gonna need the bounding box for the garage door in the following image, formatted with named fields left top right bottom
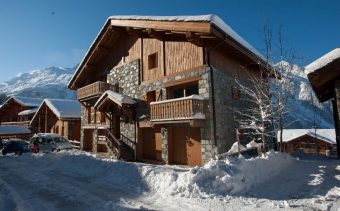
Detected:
left=172, top=127, right=202, bottom=166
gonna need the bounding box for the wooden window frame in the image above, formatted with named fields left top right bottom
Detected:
left=148, top=52, right=158, bottom=70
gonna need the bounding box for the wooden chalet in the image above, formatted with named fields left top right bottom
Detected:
left=278, top=129, right=337, bottom=156
left=0, top=96, right=42, bottom=127
left=0, top=125, right=32, bottom=140
left=68, top=15, right=267, bottom=166
left=30, top=99, right=81, bottom=142
left=306, top=48, right=340, bottom=158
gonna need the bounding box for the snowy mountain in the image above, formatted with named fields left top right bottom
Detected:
left=275, top=62, right=334, bottom=129
left=0, top=66, right=77, bottom=100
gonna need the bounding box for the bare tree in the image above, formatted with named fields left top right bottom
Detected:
left=232, top=70, right=275, bottom=152
left=263, top=24, right=298, bottom=152
left=232, top=23, right=300, bottom=153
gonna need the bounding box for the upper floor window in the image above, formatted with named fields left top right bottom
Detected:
left=148, top=53, right=158, bottom=70
left=167, top=81, right=199, bottom=99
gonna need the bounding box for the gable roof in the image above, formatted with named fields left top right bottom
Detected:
left=68, top=14, right=265, bottom=89
left=1, top=96, right=43, bottom=108
left=94, top=90, right=137, bottom=109
left=277, top=129, right=336, bottom=145
left=30, top=99, right=81, bottom=125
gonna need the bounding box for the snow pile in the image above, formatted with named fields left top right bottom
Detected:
left=143, top=151, right=294, bottom=198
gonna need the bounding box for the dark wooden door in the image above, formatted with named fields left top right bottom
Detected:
left=172, top=127, right=202, bottom=166
left=142, top=128, right=156, bottom=160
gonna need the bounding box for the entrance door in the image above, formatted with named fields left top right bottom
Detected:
left=172, top=127, right=202, bottom=166
left=83, top=129, right=93, bottom=151
left=141, top=127, right=162, bottom=161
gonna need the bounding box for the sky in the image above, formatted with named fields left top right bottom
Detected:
left=0, top=0, right=339, bottom=82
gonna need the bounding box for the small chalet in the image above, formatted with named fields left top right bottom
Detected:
left=278, top=129, right=337, bottom=156
left=306, top=48, right=340, bottom=158
left=30, top=99, right=81, bottom=142
left=0, top=96, right=42, bottom=127
left=0, top=125, right=32, bottom=140
left=68, top=15, right=268, bottom=166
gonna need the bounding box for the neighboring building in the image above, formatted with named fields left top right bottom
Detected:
left=68, top=15, right=267, bottom=166
left=0, top=96, right=43, bottom=127
left=30, top=99, right=81, bottom=142
left=278, top=129, right=337, bottom=156
left=0, top=125, right=32, bottom=140
left=306, top=48, right=340, bottom=158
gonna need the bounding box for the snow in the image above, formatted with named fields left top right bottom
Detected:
left=0, top=66, right=77, bottom=100
left=44, top=99, right=81, bottom=119
left=277, top=129, right=336, bottom=144
left=305, top=48, right=340, bottom=74
left=0, top=150, right=339, bottom=210
left=0, top=125, right=31, bottom=135
left=17, top=108, right=38, bottom=116
left=150, top=94, right=204, bottom=105
left=273, top=61, right=334, bottom=129
left=109, top=15, right=264, bottom=59
left=0, top=96, right=43, bottom=108
left=228, top=141, right=247, bottom=154
left=95, top=90, right=137, bottom=108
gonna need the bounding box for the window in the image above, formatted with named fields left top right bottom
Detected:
left=168, top=82, right=199, bottom=99
left=148, top=53, right=158, bottom=70
left=146, top=91, right=156, bottom=105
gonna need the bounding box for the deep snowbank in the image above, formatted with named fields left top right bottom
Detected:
left=25, top=150, right=294, bottom=199
left=143, top=151, right=294, bottom=198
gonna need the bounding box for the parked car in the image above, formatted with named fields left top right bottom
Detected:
left=29, top=133, right=74, bottom=153
left=2, top=139, right=30, bottom=155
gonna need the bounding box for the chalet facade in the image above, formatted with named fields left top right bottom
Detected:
left=68, top=15, right=267, bottom=166
left=278, top=129, right=337, bottom=156
left=0, top=96, right=42, bottom=127
left=306, top=48, right=340, bottom=158
left=30, top=99, right=81, bottom=142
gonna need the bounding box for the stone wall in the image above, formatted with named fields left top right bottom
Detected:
left=107, top=59, right=218, bottom=164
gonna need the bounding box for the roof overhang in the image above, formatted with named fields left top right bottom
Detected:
left=68, top=15, right=266, bottom=90
left=307, top=58, right=340, bottom=102
left=94, top=90, right=137, bottom=111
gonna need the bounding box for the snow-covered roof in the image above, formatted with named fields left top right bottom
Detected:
left=95, top=90, right=137, bottom=108
left=109, top=15, right=263, bottom=59
left=277, top=129, right=336, bottom=145
left=18, top=108, right=39, bottom=116
left=69, top=14, right=265, bottom=89
left=31, top=99, right=81, bottom=124
left=45, top=99, right=81, bottom=119
left=305, top=48, right=340, bottom=74
left=0, top=125, right=31, bottom=135
left=1, top=96, right=43, bottom=108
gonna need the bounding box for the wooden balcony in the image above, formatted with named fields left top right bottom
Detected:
left=77, top=81, right=112, bottom=101
left=150, top=95, right=205, bottom=126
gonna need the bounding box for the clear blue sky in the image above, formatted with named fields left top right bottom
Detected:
left=0, top=0, right=339, bottom=82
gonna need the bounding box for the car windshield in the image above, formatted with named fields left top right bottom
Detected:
left=53, top=137, right=67, bottom=143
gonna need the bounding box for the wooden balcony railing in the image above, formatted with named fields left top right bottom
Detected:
left=150, top=95, right=205, bottom=122
left=77, top=81, right=112, bottom=101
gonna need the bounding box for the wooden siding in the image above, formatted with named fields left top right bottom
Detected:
left=165, top=41, right=204, bottom=76
left=142, top=38, right=164, bottom=81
